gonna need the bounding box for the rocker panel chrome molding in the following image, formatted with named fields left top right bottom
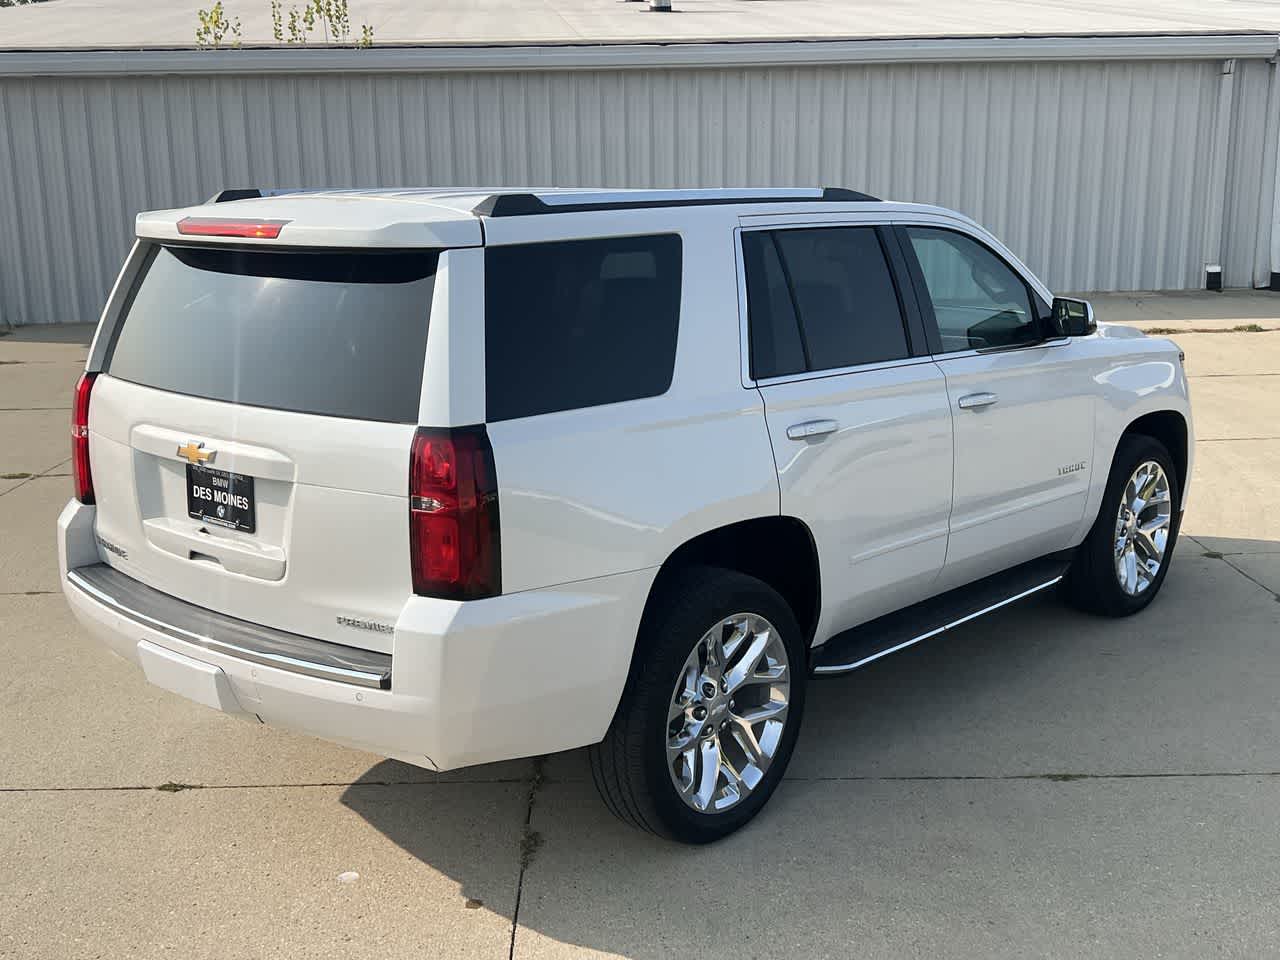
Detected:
left=813, top=575, right=1064, bottom=675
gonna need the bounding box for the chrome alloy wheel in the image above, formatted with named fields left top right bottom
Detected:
left=1114, top=460, right=1173, bottom=596
left=666, top=613, right=790, bottom=814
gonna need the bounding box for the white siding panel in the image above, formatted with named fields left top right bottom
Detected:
left=0, top=58, right=1272, bottom=325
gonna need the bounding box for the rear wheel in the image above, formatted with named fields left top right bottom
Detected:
left=589, top=566, right=808, bottom=843
left=1065, top=434, right=1181, bottom=617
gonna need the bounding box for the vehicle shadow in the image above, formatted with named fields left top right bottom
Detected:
left=340, top=539, right=1280, bottom=958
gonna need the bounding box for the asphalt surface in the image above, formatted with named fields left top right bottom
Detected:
left=3, top=293, right=1279, bottom=959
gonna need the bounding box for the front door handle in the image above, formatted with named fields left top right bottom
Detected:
left=786, top=419, right=839, bottom=441
left=957, top=392, right=999, bottom=410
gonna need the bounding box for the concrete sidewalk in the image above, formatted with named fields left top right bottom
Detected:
left=3, top=292, right=1280, bottom=959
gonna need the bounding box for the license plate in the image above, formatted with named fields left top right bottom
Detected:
left=186, top=464, right=256, bottom=533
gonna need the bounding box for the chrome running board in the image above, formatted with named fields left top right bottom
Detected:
left=813, top=552, right=1072, bottom=676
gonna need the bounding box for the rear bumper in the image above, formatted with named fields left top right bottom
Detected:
left=58, top=500, right=655, bottom=771
left=67, top=564, right=392, bottom=689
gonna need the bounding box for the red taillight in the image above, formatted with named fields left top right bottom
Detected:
left=72, top=372, right=96, bottom=504
left=176, top=217, right=290, bottom=239
left=409, top=426, right=500, bottom=600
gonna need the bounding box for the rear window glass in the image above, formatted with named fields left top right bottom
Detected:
left=484, top=234, right=682, bottom=422
left=105, top=245, right=437, bottom=423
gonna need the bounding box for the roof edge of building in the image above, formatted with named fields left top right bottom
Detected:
left=1, top=32, right=1277, bottom=78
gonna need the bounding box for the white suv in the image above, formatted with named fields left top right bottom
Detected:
left=59, top=187, right=1193, bottom=843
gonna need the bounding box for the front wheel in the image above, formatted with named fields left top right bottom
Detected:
left=1065, top=433, right=1181, bottom=617
left=588, top=566, right=808, bottom=843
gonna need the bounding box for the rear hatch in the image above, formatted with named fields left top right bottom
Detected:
left=87, top=241, right=439, bottom=654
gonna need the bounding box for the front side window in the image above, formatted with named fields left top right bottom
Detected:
left=484, top=234, right=682, bottom=422
left=742, top=226, right=909, bottom=379
left=905, top=227, right=1038, bottom=352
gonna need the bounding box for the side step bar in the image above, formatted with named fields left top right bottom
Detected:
left=813, top=551, right=1073, bottom=676
left=67, top=563, right=392, bottom=689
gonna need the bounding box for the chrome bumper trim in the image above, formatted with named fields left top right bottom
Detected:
left=67, top=564, right=392, bottom=690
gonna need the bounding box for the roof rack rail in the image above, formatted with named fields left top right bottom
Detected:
left=209, top=187, right=332, bottom=203
left=472, top=186, right=880, bottom=217
left=820, top=187, right=880, bottom=202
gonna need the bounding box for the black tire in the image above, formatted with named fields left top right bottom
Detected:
left=588, top=565, right=808, bottom=843
left=1065, top=433, right=1181, bottom=617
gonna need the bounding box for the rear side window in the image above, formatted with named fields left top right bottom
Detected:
left=106, top=245, right=437, bottom=422
left=742, top=226, right=910, bottom=378
left=485, top=234, right=682, bottom=422
left=741, top=232, right=805, bottom=380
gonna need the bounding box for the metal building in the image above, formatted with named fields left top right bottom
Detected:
left=2, top=31, right=1280, bottom=326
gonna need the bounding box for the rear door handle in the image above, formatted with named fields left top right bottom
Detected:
left=957, top=392, right=999, bottom=410
left=786, top=419, right=839, bottom=440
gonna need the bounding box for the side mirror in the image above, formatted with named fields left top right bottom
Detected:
left=1052, top=297, right=1096, bottom=337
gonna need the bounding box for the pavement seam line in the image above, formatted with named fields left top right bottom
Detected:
left=1196, top=437, right=1280, bottom=443
left=508, top=757, right=545, bottom=960
left=1187, top=372, right=1280, bottom=378
left=784, top=771, right=1280, bottom=783
left=1218, top=555, right=1280, bottom=602
left=0, top=777, right=532, bottom=793
left=0, top=458, right=72, bottom=499
left=9, top=769, right=1280, bottom=796
left=1195, top=551, right=1280, bottom=557
left=1189, top=535, right=1280, bottom=601
left=0, top=476, right=34, bottom=498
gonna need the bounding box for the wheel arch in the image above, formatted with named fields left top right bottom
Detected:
left=1119, top=409, right=1189, bottom=499
left=643, top=515, right=822, bottom=648
left=1065, top=408, right=1188, bottom=617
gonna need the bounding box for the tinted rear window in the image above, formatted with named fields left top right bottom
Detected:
left=105, top=245, right=437, bottom=423
left=770, top=227, right=909, bottom=372
left=484, top=234, right=682, bottom=422
left=741, top=231, right=806, bottom=380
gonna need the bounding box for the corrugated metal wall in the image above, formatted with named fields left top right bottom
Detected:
left=0, top=56, right=1274, bottom=325
left=1223, top=57, right=1278, bottom=289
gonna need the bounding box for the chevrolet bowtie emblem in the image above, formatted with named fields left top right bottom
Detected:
left=177, top=440, right=214, bottom=465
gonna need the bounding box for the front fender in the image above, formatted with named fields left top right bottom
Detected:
left=1074, top=335, right=1193, bottom=541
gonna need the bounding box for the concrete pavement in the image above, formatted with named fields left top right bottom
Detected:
left=3, top=293, right=1280, bottom=959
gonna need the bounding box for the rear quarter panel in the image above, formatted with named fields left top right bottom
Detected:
left=481, top=210, right=779, bottom=594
